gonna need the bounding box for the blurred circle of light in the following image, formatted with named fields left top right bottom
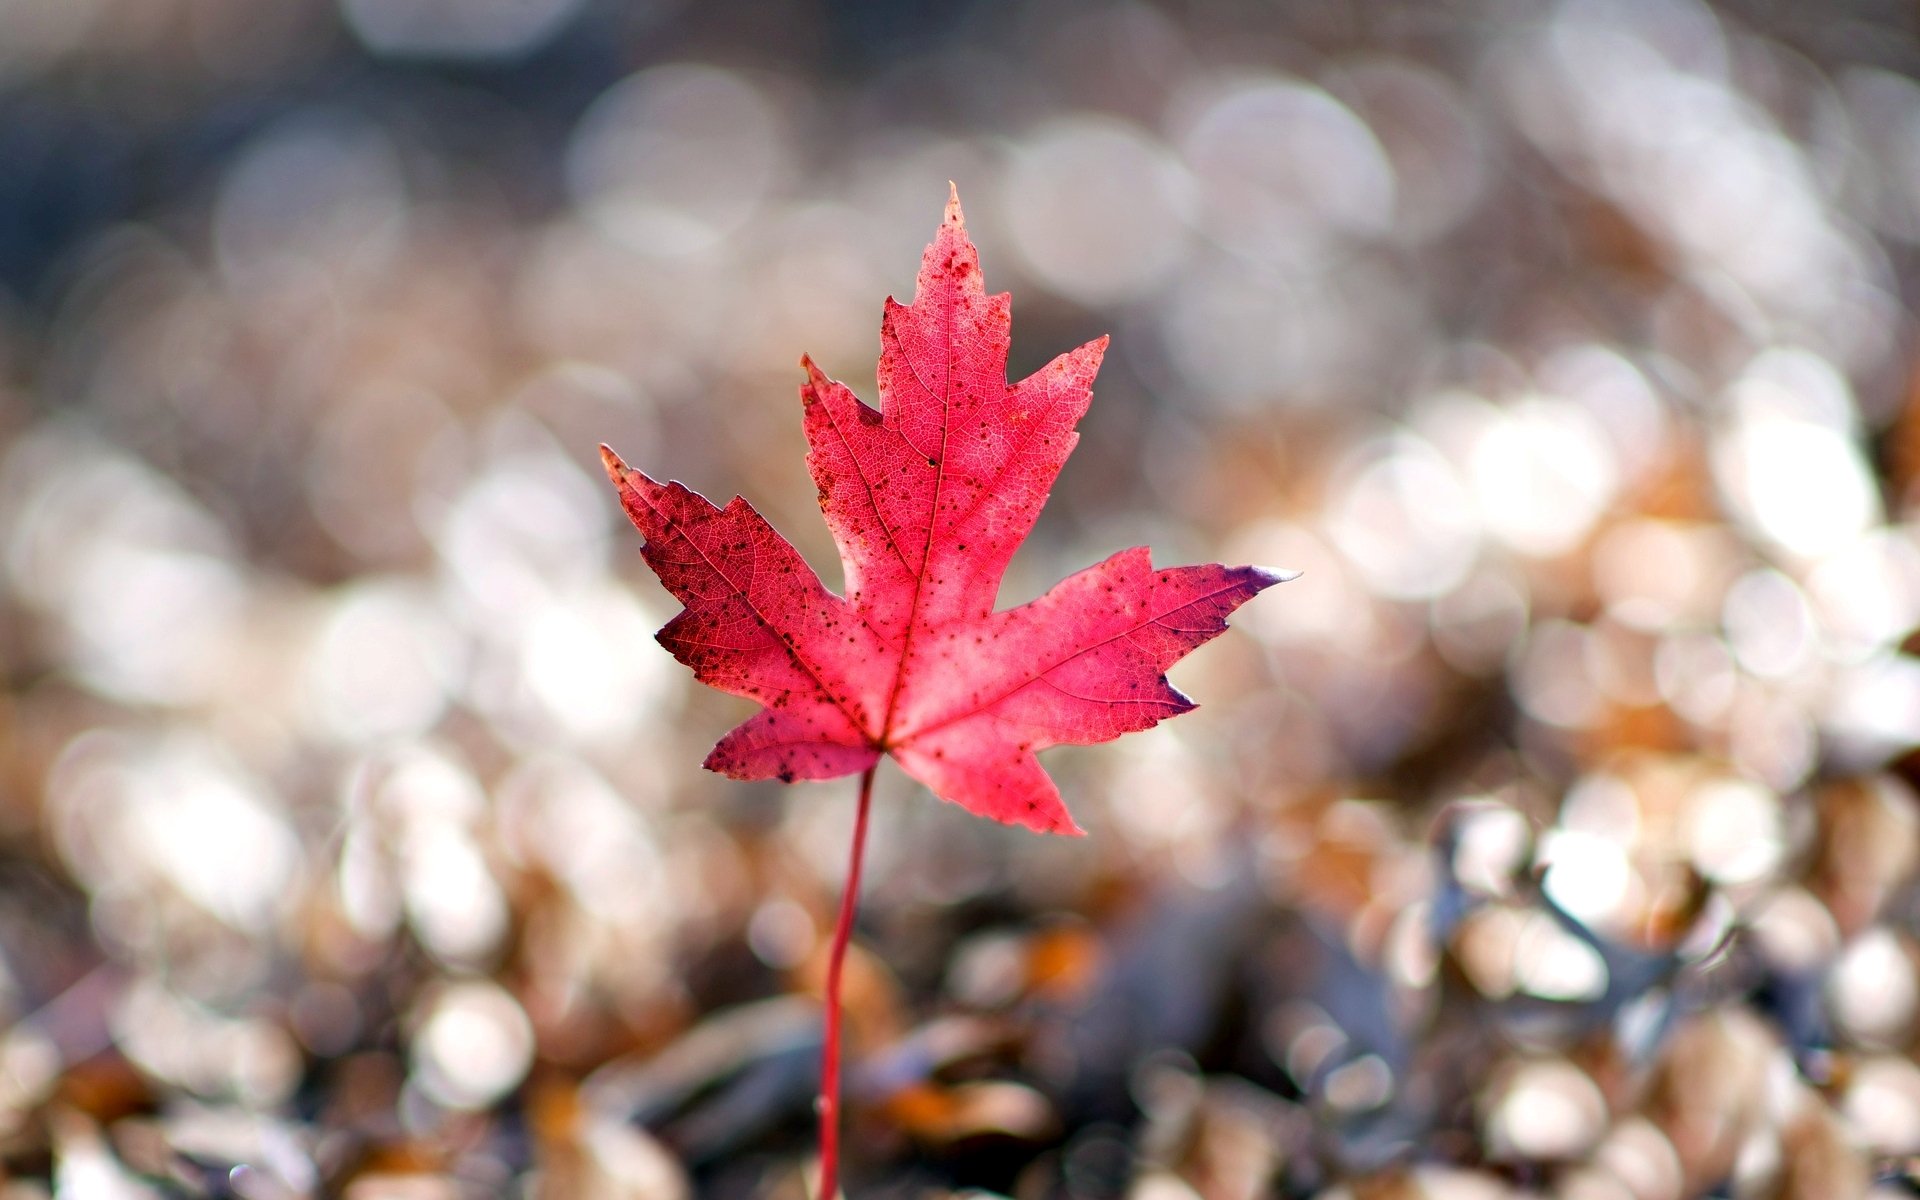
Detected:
left=1654, top=633, right=1738, bottom=726
left=49, top=734, right=302, bottom=936
left=1486, top=1060, right=1607, bottom=1161
left=4, top=434, right=246, bottom=707
left=1107, top=727, right=1216, bottom=850
left=308, top=383, right=460, bottom=565
left=1595, top=1119, right=1685, bottom=1200
left=1336, top=61, right=1485, bottom=244
left=303, top=579, right=464, bottom=744
left=1174, top=75, right=1395, bottom=261
left=1748, top=888, right=1840, bottom=974
left=337, top=821, right=401, bottom=942
left=1539, top=829, right=1633, bottom=931
left=1824, top=653, right=1920, bottom=764
left=1456, top=906, right=1528, bottom=1000
left=1513, top=912, right=1609, bottom=1003
left=1387, top=901, right=1440, bottom=990
left=1827, top=928, right=1918, bottom=1048
left=514, top=219, right=724, bottom=376
left=747, top=898, right=816, bottom=971
left=1729, top=691, right=1817, bottom=791
left=1806, top=531, right=1920, bottom=660
left=357, top=744, right=514, bottom=960
left=1734, top=345, right=1859, bottom=430
left=1157, top=261, right=1334, bottom=410
left=410, top=980, right=534, bottom=1110
left=1000, top=116, right=1192, bottom=304
left=127, top=744, right=303, bottom=935
left=1448, top=803, right=1531, bottom=897
left=947, top=934, right=1025, bottom=1009
left=376, top=742, right=489, bottom=827
left=1322, top=1054, right=1394, bottom=1113
left=1721, top=570, right=1815, bottom=680
left=1533, top=10, right=1838, bottom=312
left=498, top=756, right=665, bottom=919
left=403, top=827, right=509, bottom=967
left=63, top=534, right=247, bottom=709
left=1559, top=771, right=1641, bottom=843
left=340, top=0, right=588, bottom=59
left=1715, top=410, right=1876, bottom=560
left=1534, top=346, right=1668, bottom=484
left=1512, top=9, right=1891, bottom=365
left=1593, top=520, right=1732, bottom=632
left=568, top=64, right=788, bottom=256
left=437, top=428, right=610, bottom=618
left=338, top=745, right=483, bottom=942
left=1466, top=396, right=1620, bottom=558
left=516, top=586, right=677, bottom=745
left=1272, top=1006, right=1346, bottom=1090
left=1324, top=433, right=1479, bottom=600
left=1842, top=1057, right=1920, bottom=1156
left=213, top=117, right=406, bottom=287
left=114, top=981, right=304, bottom=1106
left=1637, top=83, right=1833, bottom=300
left=1682, top=778, right=1782, bottom=886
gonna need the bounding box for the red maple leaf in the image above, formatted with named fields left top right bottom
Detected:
left=602, top=187, right=1291, bottom=1194
left=601, top=188, right=1290, bottom=836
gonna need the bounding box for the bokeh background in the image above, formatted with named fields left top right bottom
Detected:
left=4, top=0, right=1920, bottom=1196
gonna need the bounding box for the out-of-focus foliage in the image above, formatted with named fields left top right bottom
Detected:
left=1, top=0, right=1919, bottom=1197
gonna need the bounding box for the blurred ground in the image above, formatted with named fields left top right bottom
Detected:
left=3, top=0, right=1920, bottom=1197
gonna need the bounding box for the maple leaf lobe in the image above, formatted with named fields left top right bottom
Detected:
left=602, top=190, right=1292, bottom=836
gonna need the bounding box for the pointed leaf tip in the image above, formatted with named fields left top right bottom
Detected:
left=1256, top=566, right=1303, bottom=585
left=599, top=443, right=628, bottom=481
left=944, top=181, right=964, bottom=227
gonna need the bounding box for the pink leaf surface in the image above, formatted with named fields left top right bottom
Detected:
left=602, top=188, right=1292, bottom=834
